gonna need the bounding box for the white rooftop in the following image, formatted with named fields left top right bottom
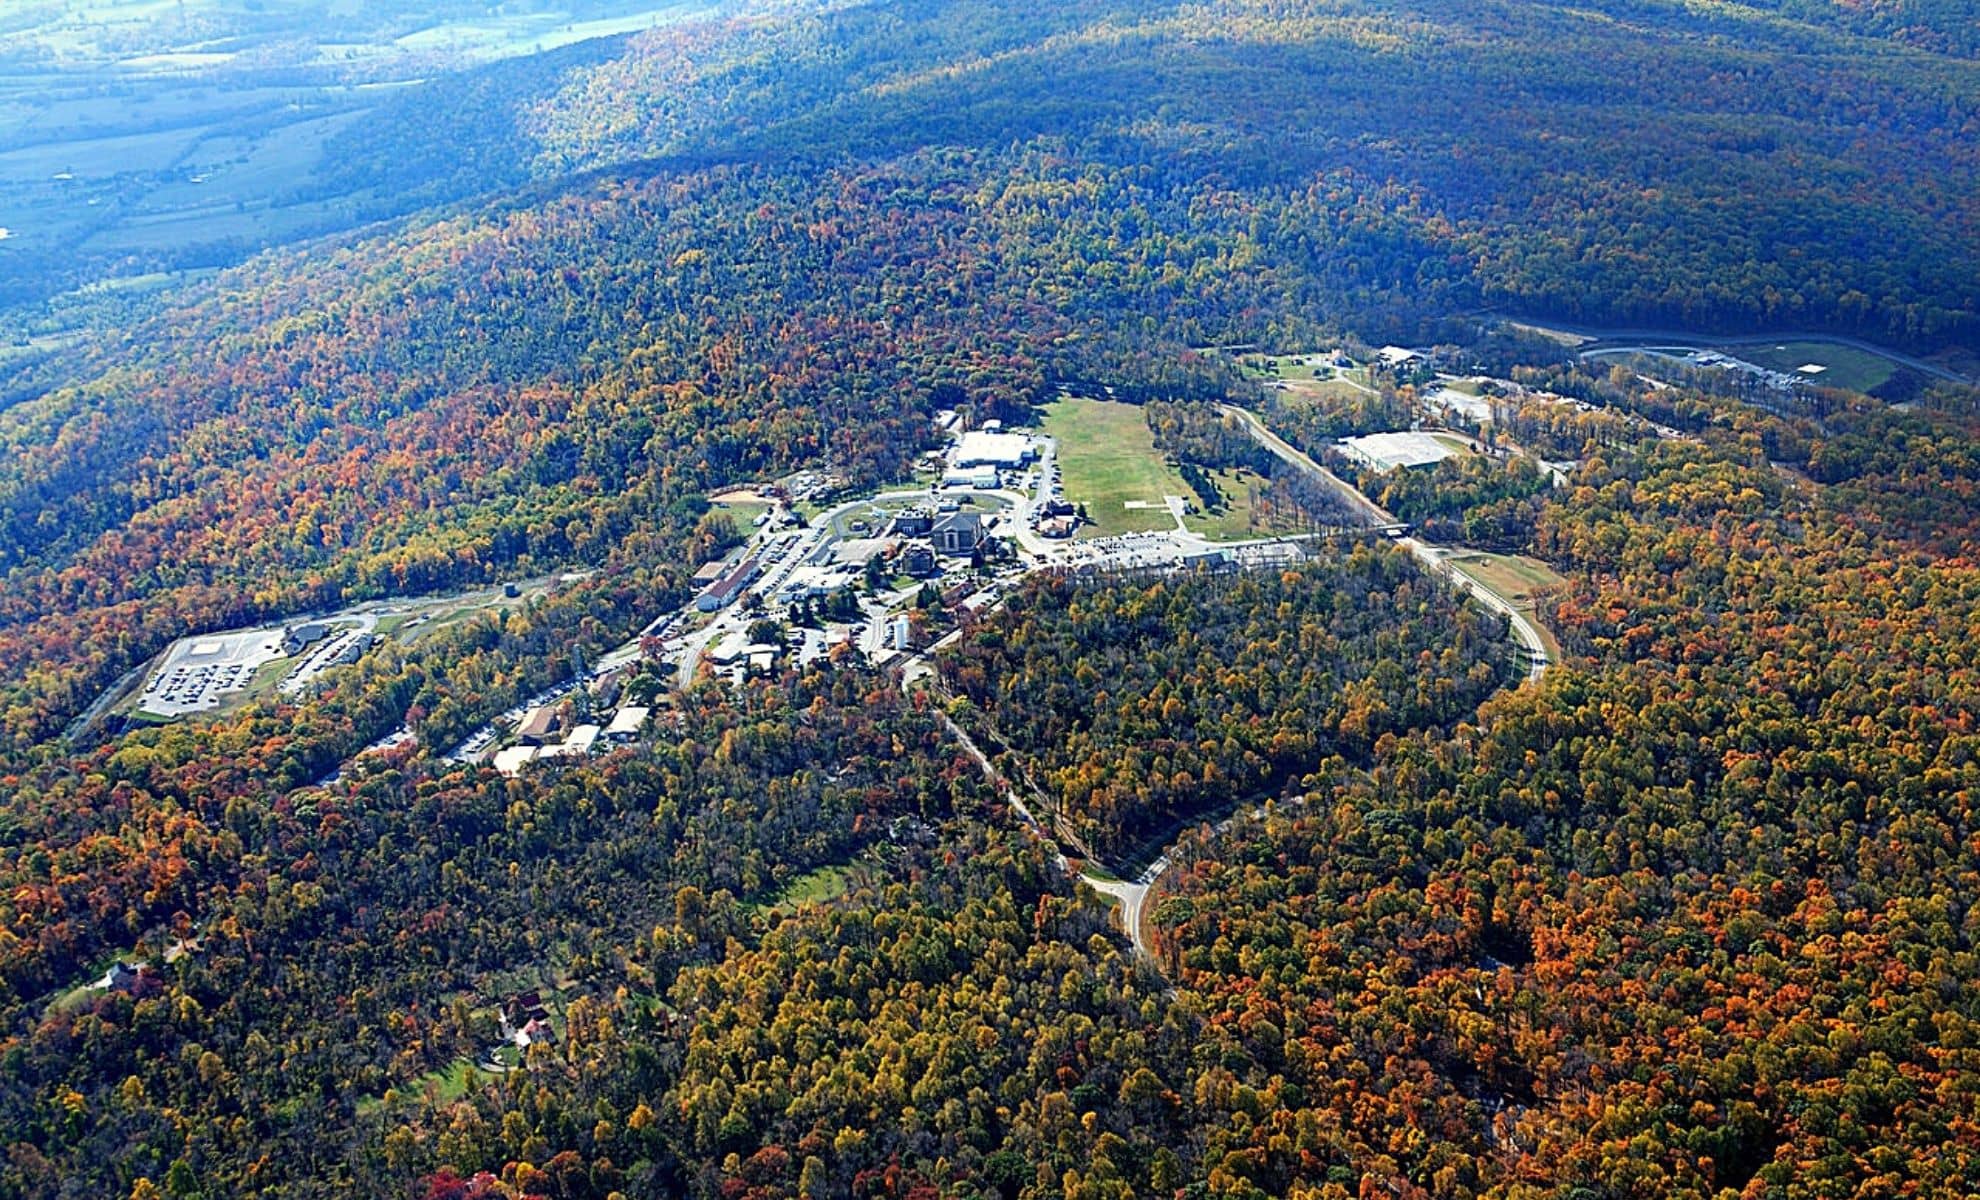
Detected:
left=563, top=724, right=602, bottom=752
left=605, top=707, right=651, bottom=736
left=1428, top=386, right=1493, bottom=423
left=952, top=431, right=1034, bottom=468
left=1338, top=431, right=1461, bottom=471
left=492, top=746, right=538, bottom=777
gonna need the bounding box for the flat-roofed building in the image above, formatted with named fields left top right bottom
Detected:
left=493, top=746, right=539, bottom=777
left=697, top=554, right=761, bottom=611
left=952, top=431, right=1037, bottom=469
left=604, top=707, right=650, bottom=741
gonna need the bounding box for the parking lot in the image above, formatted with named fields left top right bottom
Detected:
left=136, top=629, right=285, bottom=718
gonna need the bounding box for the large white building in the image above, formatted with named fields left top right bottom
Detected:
left=952, top=431, right=1037, bottom=469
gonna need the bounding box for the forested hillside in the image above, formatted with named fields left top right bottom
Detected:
left=6, top=0, right=1978, bottom=751
left=941, top=558, right=1511, bottom=856
left=2, top=1, right=1980, bottom=1198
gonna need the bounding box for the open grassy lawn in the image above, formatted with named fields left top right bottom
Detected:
left=711, top=498, right=771, bottom=529
left=357, top=1057, right=493, bottom=1117
left=1042, top=397, right=1193, bottom=537
left=1736, top=341, right=1898, bottom=394
left=1272, top=375, right=1374, bottom=404
left=1238, top=352, right=1338, bottom=381
left=1447, top=552, right=1564, bottom=602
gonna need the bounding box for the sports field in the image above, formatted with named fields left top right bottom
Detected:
left=1735, top=341, right=1898, bottom=394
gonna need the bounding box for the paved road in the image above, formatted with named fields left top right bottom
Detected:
left=1222, top=402, right=1552, bottom=682
left=1526, top=320, right=1971, bottom=385
left=1217, top=404, right=1390, bottom=527
left=1402, top=540, right=1550, bottom=683
left=1080, top=862, right=1167, bottom=962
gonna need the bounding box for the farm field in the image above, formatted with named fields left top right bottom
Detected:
left=0, top=1, right=718, bottom=314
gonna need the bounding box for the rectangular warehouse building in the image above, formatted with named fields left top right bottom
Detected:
left=952, top=431, right=1037, bottom=469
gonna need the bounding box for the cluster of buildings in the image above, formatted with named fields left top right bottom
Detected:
left=1684, top=349, right=1818, bottom=393
left=776, top=469, right=849, bottom=505
left=493, top=702, right=652, bottom=777
left=888, top=506, right=989, bottom=557
left=500, top=990, right=555, bottom=1051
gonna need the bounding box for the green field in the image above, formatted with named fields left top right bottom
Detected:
left=1042, top=397, right=1193, bottom=537
left=358, top=1057, right=496, bottom=1117
left=1447, top=551, right=1566, bottom=659
left=1735, top=341, right=1899, bottom=394
left=1238, top=353, right=1336, bottom=381
left=711, top=498, right=772, bottom=529
left=1273, top=375, right=1376, bottom=404
left=1045, top=398, right=1308, bottom=542
left=764, top=863, right=857, bottom=913
left=1447, top=551, right=1564, bottom=601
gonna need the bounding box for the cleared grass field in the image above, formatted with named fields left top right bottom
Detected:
left=710, top=498, right=771, bottom=529
left=1447, top=551, right=1566, bottom=659
left=1273, top=375, right=1374, bottom=403
left=764, top=863, right=857, bottom=913
left=1447, top=551, right=1563, bottom=602
left=1736, top=341, right=1898, bottom=394
left=358, top=1057, right=497, bottom=1117
left=1045, top=398, right=1310, bottom=543
left=1238, top=353, right=1335, bottom=381
left=1042, top=397, right=1193, bottom=537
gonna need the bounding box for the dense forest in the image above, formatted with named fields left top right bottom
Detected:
left=1, top=1, right=1979, bottom=1197
left=7, top=0, right=1979, bottom=755
left=938, top=559, right=1513, bottom=857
